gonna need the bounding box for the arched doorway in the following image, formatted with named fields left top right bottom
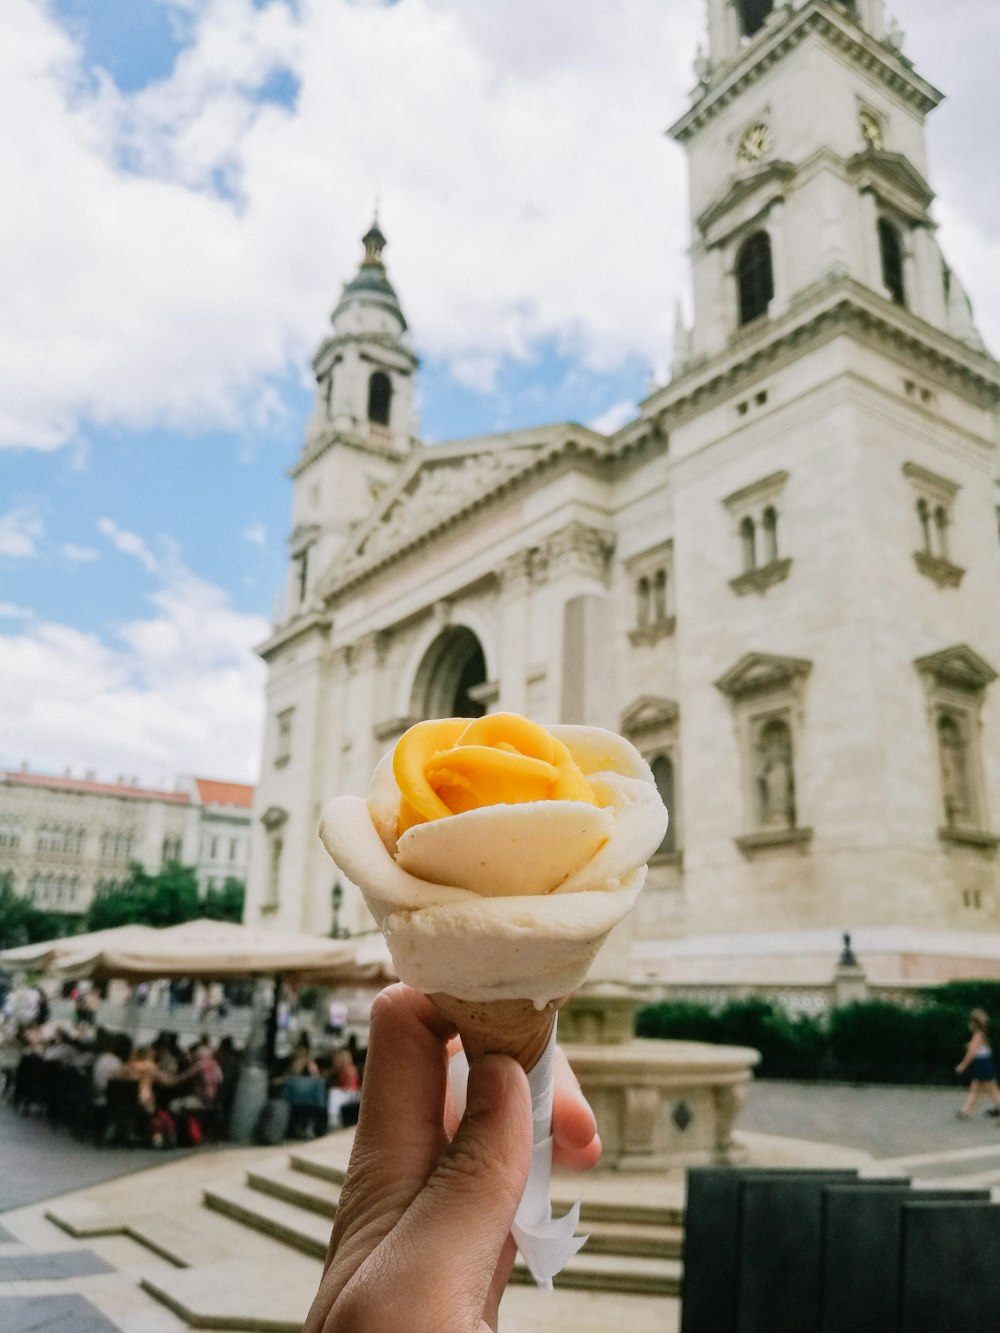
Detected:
left=412, top=626, right=488, bottom=719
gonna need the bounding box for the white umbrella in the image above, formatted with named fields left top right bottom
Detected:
left=55, top=918, right=396, bottom=985
left=0, top=923, right=160, bottom=972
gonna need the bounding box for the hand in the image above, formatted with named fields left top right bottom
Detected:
left=304, top=983, right=600, bottom=1333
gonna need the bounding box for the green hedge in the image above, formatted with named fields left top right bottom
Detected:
left=635, top=996, right=973, bottom=1085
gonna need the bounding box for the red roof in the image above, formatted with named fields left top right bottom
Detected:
left=194, top=778, right=255, bottom=809
left=4, top=772, right=189, bottom=804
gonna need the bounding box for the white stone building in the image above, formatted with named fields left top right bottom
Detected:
left=245, top=0, right=1000, bottom=992
left=0, top=770, right=254, bottom=919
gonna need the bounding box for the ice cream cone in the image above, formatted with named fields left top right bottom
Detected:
left=430, top=992, right=568, bottom=1074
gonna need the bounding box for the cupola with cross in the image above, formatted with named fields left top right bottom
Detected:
left=671, top=0, right=986, bottom=365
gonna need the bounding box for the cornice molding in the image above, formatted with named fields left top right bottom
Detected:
left=914, top=645, right=998, bottom=694
left=669, top=3, right=942, bottom=145
left=256, top=609, right=332, bottom=663
left=913, top=551, right=964, bottom=589
left=716, top=651, right=813, bottom=701
left=640, top=277, right=1000, bottom=433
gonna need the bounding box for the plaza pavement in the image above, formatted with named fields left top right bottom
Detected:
left=2, top=1079, right=1000, bottom=1331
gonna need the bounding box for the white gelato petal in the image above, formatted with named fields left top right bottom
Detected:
left=382, top=869, right=647, bottom=1002
left=553, top=774, right=667, bottom=894
left=396, top=801, right=614, bottom=897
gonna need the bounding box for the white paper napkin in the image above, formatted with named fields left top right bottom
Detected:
left=449, top=1018, right=587, bottom=1289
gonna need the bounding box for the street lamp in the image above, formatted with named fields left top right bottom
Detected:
left=330, top=881, right=350, bottom=939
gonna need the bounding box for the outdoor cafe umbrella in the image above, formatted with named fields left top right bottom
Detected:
left=51, top=916, right=396, bottom=986
left=0, top=923, right=160, bottom=973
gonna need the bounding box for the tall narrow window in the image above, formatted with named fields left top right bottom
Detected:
left=917, top=498, right=932, bottom=553
left=740, top=516, right=757, bottom=571
left=368, top=371, right=392, bottom=425
left=737, top=0, right=773, bottom=38
left=933, top=505, right=949, bottom=559
left=762, top=506, right=779, bottom=563
left=878, top=218, right=906, bottom=305
left=650, top=755, right=676, bottom=853
left=737, top=232, right=774, bottom=325
left=637, top=576, right=651, bottom=628
left=937, top=713, right=973, bottom=828
left=653, top=569, right=668, bottom=624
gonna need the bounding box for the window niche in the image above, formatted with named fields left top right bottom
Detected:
left=914, top=646, right=998, bottom=850
left=274, top=707, right=295, bottom=769
left=627, top=541, right=675, bottom=646
left=367, top=371, right=392, bottom=426
left=878, top=217, right=906, bottom=306
left=737, top=0, right=774, bottom=40
left=260, top=806, right=289, bottom=912
left=620, top=696, right=681, bottom=862
left=716, top=652, right=813, bottom=855
left=736, top=230, right=774, bottom=326
left=902, top=462, right=964, bottom=588
left=723, top=470, right=792, bottom=595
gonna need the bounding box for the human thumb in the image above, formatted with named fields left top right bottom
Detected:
left=379, top=1054, right=532, bottom=1328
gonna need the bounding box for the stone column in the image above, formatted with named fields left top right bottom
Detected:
left=768, top=198, right=790, bottom=317
left=540, top=522, right=616, bottom=726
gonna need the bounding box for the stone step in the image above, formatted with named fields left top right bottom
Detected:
left=204, top=1183, right=332, bottom=1260
left=511, top=1250, right=681, bottom=1297
left=245, top=1164, right=342, bottom=1220
left=583, top=1218, right=683, bottom=1260
left=142, top=1257, right=318, bottom=1332
left=207, top=1179, right=680, bottom=1297
left=287, top=1151, right=347, bottom=1187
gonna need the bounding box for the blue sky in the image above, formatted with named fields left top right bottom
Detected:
left=1, top=0, right=998, bottom=785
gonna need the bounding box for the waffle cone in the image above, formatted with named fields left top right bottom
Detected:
left=430, top=992, right=567, bottom=1074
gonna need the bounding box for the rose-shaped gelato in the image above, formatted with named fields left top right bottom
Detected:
left=318, top=713, right=668, bottom=1005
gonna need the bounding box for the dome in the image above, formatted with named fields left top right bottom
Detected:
left=331, top=217, right=407, bottom=332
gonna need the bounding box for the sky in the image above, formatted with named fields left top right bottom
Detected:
left=1, top=0, right=999, bottom=789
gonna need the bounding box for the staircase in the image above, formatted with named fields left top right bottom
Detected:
left=201, top=1149, right=684, bottom=1297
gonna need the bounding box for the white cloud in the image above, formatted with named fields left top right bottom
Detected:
left=0, top=505, right=44, bottom=557
left=242, top=523, right=266, bottom=548
left=0, top=0, right=997, bottom=455
left=0, top=561, right=269, bottom=784
left=62, top=542, right=99, bottom=562
left=0, top=602, right=33, bottom=621
left=97, top=517, right=159, bottom=573
left=588, top=399, right=639, bottom=436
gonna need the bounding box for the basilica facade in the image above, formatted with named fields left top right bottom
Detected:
left=245, top=0, right=1000, bottom=991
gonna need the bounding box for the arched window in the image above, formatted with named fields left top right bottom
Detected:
left=650, top=755, right=676, bottom=853
left=740, top=516, right=757, bottom=571
left=878, top=218, right=905, bottom=306
left=737, top=231, right=774, bottom=325
left=637, top=576, right=651, bottom=629
left=762, top=506, right=779, bottom=564
left=415, top=626, right=488, bottom=720
left=367, top=371, right=392, bottom=426
left=738, top=0, right=773, bottom=38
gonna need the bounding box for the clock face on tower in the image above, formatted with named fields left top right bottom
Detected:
left=736, top=122, right=770, bottom=166
left=858, top=108, right=885, bottom=151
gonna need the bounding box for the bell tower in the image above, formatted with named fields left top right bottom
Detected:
left=673, top=0, right=985, bottom=368
left=282, top=217, right=418, bottom=620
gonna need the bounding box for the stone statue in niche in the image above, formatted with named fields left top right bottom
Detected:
left=756, top=718, right=796, bottom=830
left=938, top=712, right=971, bottom=826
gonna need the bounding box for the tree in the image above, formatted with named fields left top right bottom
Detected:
left=203, top=878, right=246, bottom=923
left=85, top=863, right=245, bottom=931
left=0, top=874, right=64, bottom=950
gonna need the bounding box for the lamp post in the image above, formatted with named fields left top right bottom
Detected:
left=330, top=881, right=350, bottom=939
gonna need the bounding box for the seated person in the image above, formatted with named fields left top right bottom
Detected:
left=277, top=1034, right=327, bottom=1139
left=327, top=1048, right=361, bottom=1128
left=167, top=1043, right=223, bottom=1114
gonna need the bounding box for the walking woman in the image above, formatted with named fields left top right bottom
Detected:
left=955, top=1009, right=1000, bottom=1118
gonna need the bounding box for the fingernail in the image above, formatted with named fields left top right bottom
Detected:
left=466, top=1055, right=509, bottom=1117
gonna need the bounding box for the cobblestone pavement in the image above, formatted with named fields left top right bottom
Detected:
left=741, top=1079, right=1000, bottom=1167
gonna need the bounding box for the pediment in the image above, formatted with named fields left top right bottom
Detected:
left=914, top=645, right=998, bottom=694
left=621, top=696, right=679, bottom=736
left=848, top=150, right=935, bottom=211
left=319, top=425, right=609, bottom=595
left=698, top=160, right=796, bottom=237
left=716, top=652, right=812, bottom=700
